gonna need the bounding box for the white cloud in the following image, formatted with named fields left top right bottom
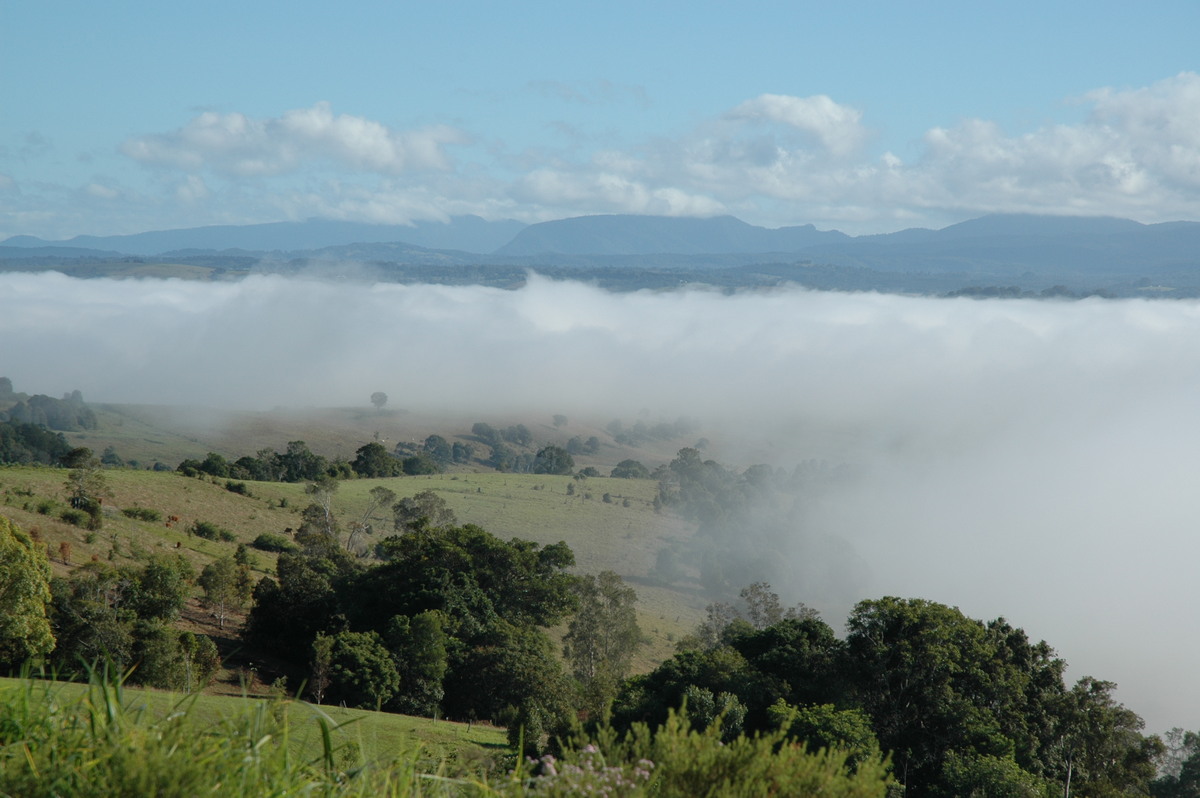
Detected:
left=22, top=72, right=1197, bottom=239
left=726, top=93, right=867, bottom=157
left=122, top=102, right=466, bottom=177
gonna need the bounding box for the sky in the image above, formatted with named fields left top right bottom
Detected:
left=3, top=1, right=1200, bottom=241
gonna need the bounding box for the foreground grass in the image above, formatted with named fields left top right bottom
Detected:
left=0, top=673, right=509, bottom=797
left=0, top=673, right=893, bottom=797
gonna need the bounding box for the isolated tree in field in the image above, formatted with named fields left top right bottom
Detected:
left=563, top=570, right=643, bottom=718
left=370, top=391, right=388, bottom=411
left=64, top=451, right=110, bottom=530
left=0, top=516, right=56, bottom=668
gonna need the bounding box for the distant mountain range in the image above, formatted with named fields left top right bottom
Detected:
left=0, top=216, right=526, bottom=257
left=3, top=212, right=1199, bottom=296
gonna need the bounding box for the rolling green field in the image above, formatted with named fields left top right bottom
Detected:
left=0, top=402, right=712, bottom=684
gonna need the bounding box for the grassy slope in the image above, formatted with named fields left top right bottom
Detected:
left=0, top=674, right=507, bottom=773
left=1, top=403, right=712, bottom=674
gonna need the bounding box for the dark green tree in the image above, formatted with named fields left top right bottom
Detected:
left=384, top=611, right=448, bottom=716
left=533, top=445, right=574, bottom=475
left=48, top=562, right=136, bottom=676
left=329, top=629, right=400, bottom=709
left=351, top=441, right=402, bottom=477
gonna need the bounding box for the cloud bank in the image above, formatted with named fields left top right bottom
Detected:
left=2, top=271, right=1199, bottom=731
left=7, top=73, right=1200, bottom=239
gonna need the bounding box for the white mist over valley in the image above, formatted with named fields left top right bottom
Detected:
left=3, top=269, right=1199, bottom=732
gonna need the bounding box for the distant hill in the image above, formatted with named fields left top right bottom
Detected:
left=800, top=213, right=1200, bottom=276
left=1, top=216, right=527, bottom=257
left=495, top=214, right=850, bottom=256
left=4, top=212, right=1200, bottom=296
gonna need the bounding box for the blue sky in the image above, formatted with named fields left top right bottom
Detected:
left=3, top=0, right=1199, bottom=240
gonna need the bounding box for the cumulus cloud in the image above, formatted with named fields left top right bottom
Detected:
left=30, top=72, right=1197, bottom=239
left=726, top=93, right=867, bottom=157
left=122, top=102, right=466, bottom=177
left=502, top=74, right=1200, bottom=230
left=3, top=271, right=1200, bottom=731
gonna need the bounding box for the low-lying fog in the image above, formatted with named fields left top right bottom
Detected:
left=3, top=270, right=1199, bottom=733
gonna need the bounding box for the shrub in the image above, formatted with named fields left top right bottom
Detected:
left=122, top=506, right=162, bottom=522
left=224, top=481, right=252, bottom=496
left=36, top=499, right=56, bottom=515
left=513, top=709, right=894, bottom=798
left=189, top=520, right=234, bottom=541
left=59, top=508, right=87, bottom=527
left=252, top=533, right=298, bottom=553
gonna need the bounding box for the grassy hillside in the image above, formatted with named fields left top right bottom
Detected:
left=0, top=394, right=724, bottom=710
left=63, top=402, right=696, bottom=475
left=0, top=674, right=507, bottom=772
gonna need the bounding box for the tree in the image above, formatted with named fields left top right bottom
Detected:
left=370, top=391, right=388, bottom=411
left=422, top=434, right=452, bottom=464
left=198, top=556, right=251, bottom=630
left=384, top=611, right=448, bottom=716
left=1055, top=676, right=1162, bottom=798
left=533, top=445, right=574, bottom=475
left=47, top=562, right=135, bottom=675
left=391, top=490, right=457, bottom=535
left=563, top=570, right=643, bottom=719
left=347, top=485, right=396, bottom=555
left=0, top=516, right=56, bottom=668
left=351, top=441, right=401, bottom=478
left=64, top=452, right=110, bottom=530
left=127, top=555, right=194, bottom=622
left=329, top=630, right=400, bottom=709
left=611, top=459, right=650, bottom=479
left=310, top=632, right=334, bottom=704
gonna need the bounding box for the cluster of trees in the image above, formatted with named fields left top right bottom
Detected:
left=613, top=591, right=1164, bottom=798
left=177, top=440, right=341, bottom=482
left=605, top=417, right=698, bottom=447
left=246, top=517, right=640, bottom=751
left=0, top=381, right=97, bottom=432
left=652, top=448, right=864, bottom=608
left=0, top=420, right=72, bottom=465
left=0, top=513, right=227, bottom=693
left=179, top=434, right=479, bottom=484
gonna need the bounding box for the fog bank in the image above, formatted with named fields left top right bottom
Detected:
left=2, top=270, right=1199, bottom=732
